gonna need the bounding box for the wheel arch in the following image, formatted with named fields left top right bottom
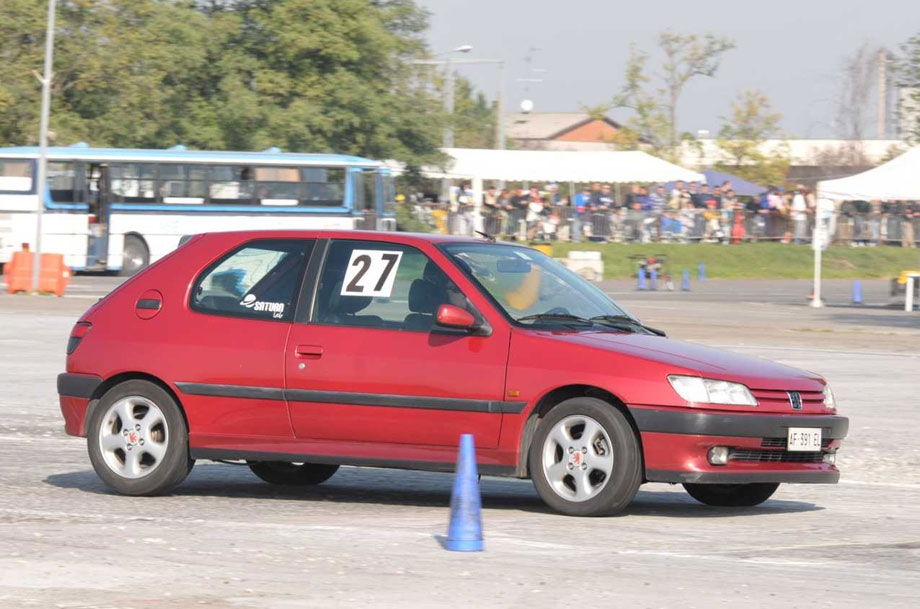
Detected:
left=517, top=384, right=645, bottom=479
left=86, top=372, right=189, bottom=433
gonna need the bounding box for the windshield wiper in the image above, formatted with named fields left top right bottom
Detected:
left=589, top=315, right=667, bottom=337
left=517, top=313, right=595, bottom=326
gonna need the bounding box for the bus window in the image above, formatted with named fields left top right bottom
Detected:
left=47, top=162, right=86, bottom=203
left=0, top=159, right=34, bottom=193
left=111, top=164, right=157, bottom=203
left=158, top=164, right=207, bottom=203
left=255, top=166, right=300, bottom=205
left=302, top=167, right=345, bottom=207
left=209, top=165, right=253, bottom=204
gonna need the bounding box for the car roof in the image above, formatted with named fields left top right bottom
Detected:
left=193, top=230, right=500, bottom=248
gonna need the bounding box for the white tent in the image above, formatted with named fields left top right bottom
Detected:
left=818, top=146, right=920, bottom=201
left=432, top=148, right=705, bottom=183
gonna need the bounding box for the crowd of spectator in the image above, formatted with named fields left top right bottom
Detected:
left=402, top=181, right=918, bottom=248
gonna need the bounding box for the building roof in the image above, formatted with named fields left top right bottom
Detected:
left=504, top=112, right=620, bottom=141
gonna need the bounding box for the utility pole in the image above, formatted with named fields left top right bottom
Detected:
left=32, top=0, right=57, bottom=293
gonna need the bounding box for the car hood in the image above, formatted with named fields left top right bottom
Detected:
left=540, top=330, right=824, bottom=391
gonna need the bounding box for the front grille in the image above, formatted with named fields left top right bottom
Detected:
left=761, top=437, right=832, bottom=449
left=750, top=389, right=824, bottom=409
left=730, top=449, right=825, bottom=463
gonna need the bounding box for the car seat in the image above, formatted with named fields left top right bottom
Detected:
left=321, top=279, right=384, bottom=327
left=403, top=279, right=444, bottom=331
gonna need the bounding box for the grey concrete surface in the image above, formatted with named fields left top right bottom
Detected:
left=1, top=278, right=919, bottom=608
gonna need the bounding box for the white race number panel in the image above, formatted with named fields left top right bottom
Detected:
left=340, top=250, right=403, bottom=298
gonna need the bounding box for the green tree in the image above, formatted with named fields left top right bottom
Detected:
left=604, top=44, right=671, bottom=158
left=715, top=89, right=790, bottom=186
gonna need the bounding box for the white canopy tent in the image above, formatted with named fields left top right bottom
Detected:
left=430, top=147, right=705, bottom=183
left=818, top=146, right=920, bottom=201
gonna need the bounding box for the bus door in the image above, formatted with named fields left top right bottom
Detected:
left=86, top=163, right=109, bottom=269
left=349, top=168, right=378, bottom=230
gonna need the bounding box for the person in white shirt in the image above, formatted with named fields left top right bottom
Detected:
left=791, top=185, right=808, bottom=244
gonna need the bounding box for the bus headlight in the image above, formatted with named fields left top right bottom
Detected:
left=668, top=375, right=758, bottom=406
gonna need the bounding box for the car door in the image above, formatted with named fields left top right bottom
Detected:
left=284, top=239, right=510, bottom=449
left=177, top=238, right=313, bottom=439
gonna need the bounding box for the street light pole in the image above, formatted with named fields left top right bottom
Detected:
left=32, top=0, right=57, bottom=294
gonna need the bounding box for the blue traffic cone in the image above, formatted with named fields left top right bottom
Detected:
left=637, top=267, right=647, bottom=290
left=698, top=262, right=706, bottom=281
left=681, top=269, right=691, bottom=291
left=852, top=279, right=863, bottom=305
left=445, top=434, right=483, bottom=552
left=650, top=268, right=658, bottom=291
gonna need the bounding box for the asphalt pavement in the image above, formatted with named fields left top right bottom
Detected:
left=0, top=276, right=918, bottom=608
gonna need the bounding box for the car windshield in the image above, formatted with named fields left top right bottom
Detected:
left=441, top=242, right=630, bottom=325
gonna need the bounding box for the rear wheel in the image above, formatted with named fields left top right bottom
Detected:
left=87, top=380, right=194, bottom=495
left=247, top=462, right=339, bottom=486
left=683, top=482, right=779, bottom=507
left=529, top=397, right=642, bottom=516
left=120, top=235, right=149, bottom=277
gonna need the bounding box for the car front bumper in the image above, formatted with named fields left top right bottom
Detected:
left=630, top=406, right=848, bottom=484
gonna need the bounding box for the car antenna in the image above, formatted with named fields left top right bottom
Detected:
left=475, top=230, right=496, bottom=243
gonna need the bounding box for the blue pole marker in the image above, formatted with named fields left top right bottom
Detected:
left=682, top=269, right=691, bottom=291
left=637, top=267, right=647, bottom=290
left=852, top=279, right=863, bottom=304
left=446, top=434, right=483, bottom=552
left=650, top=268, right=658, bottom=291
left=698, top=262, right=706, bottom=281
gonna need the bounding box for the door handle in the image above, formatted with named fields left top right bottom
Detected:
left=295, top=345, right=324, bottom=359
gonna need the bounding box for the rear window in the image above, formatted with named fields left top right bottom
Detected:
left=191, top=239, right=313, bottom=322
left=0, top=159, right=34, bottom=192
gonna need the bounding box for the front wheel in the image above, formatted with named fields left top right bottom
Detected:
left=529, top=397, right=642, bottom=516
left=248, top=462, right=339, bottom=486
left=87, top=380, right=194, bottom=495
left=683, top=482, right=779, bottom=507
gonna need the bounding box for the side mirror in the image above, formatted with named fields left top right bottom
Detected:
left=435, top=304, right=476, bottom=330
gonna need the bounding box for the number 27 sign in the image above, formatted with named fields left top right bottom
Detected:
left=340, top=250, right=403, bottom=298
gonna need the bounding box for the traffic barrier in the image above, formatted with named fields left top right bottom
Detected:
left=4, top=249, right=71, bottom=296
left=698, top=262, right=706, bottom=281
left=445, top=434, right=483, bottom=552
left=681, top=269, right=691, bottom=291
left=649, top=268, right=658, bottom=291
left=637, top=267, right=647, bottom=290
left=852, top=280, right=863, bottom=305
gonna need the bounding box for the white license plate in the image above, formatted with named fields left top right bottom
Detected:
left=787, top=428, right=822, bottom=452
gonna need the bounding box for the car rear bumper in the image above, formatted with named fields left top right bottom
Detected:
left=58, top=373, right=102, bottom=437
left=630, top=406, right=848, bottom=485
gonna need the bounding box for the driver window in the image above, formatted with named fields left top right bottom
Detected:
left=315, top=240, right=472, bottom=332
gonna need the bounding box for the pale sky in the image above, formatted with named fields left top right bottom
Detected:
left=417, top=0, right=920, bottom=139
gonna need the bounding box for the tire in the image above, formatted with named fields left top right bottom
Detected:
left=87, top=380, right=194, bottom=495
left=247, top=462, right=339, bottom=486
left=683, top=482, right=779, bottom=507
left=529, top=397, right=642, bottom=516
left=120, top=235, right=149, bottom=277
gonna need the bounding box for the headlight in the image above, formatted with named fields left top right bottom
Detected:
left=823, top=385, right=836, bottom=411
left=668, top=375, right=758, bottom=406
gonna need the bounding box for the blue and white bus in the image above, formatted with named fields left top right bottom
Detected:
left=0, top=145, right=395, bottom=275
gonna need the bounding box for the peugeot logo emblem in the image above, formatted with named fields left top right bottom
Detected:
left=788, top=391, right=803, bottom=410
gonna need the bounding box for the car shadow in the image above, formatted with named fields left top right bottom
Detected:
left=825, top=311, right=920, bottom=329
left=44, top=464, right=822, bottom=518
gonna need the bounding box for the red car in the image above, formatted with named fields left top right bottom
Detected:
left=58, top=230, right=847, bottom=516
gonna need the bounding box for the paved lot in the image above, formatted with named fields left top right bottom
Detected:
left=1, top=276, right=919, bottom=608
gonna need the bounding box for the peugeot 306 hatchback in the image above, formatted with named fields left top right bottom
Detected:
left=58, top=231, right=848, bottom=516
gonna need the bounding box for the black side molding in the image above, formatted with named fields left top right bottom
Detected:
left=57, top=373, right=103, bottom=399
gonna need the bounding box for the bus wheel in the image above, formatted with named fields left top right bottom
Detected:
left=121, top=235, right=149, bottom=276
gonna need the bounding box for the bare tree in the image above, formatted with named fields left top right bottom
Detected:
left=835, top=42, right=879, bottom=164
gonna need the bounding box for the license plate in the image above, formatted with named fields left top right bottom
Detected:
left=787, top=428, right=822, bottom=452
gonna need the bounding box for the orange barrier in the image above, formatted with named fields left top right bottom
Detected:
left=4, top=250, right=71, bottom=296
